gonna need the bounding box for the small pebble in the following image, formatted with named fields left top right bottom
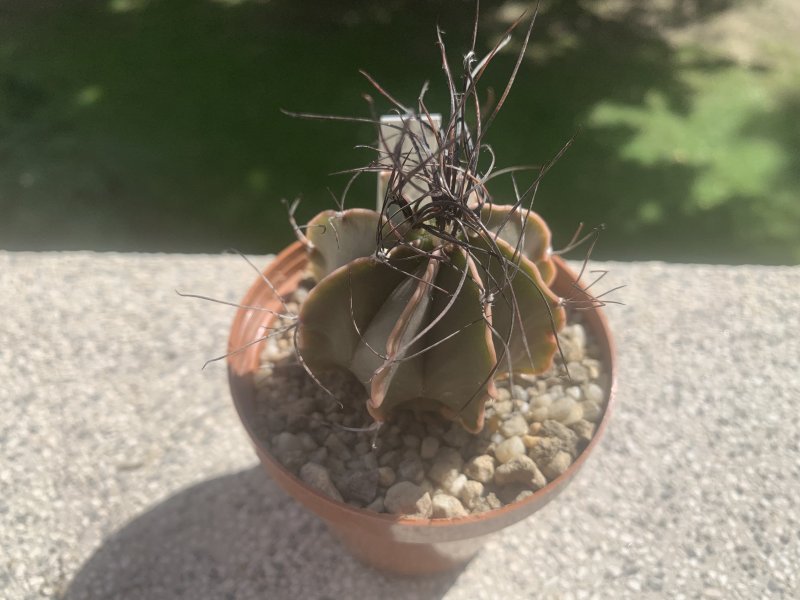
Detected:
left=346, top=458, right=364, bottom=470
left=443, top=473, right=467, bottom=497
left=468, top=435, right=494, bottom=456
left=296, top=432, right=318, bottom=452
left=273, top=432, right=303, bottom=453
left=582, top=400, right=602, bottom=422
left=276, top=450, right=307, bottom=472
left=421, top=413, right=445, bottom=436
left=459, top=480, right=484, bottom=509
left=486, top=413, right=502, bottom=433
left=308, top=447, right=328, bottom=464
left=398, top=456, right=426, bottom=484
left=443, top=423, right=471, bottom=447
left=522, top=435, right=540, bottom=448
left=583, top=382, right=604, bottom=403
left=499, top=415, right=529, bottom=438
left=402, top=434, right=420, bottom=450
left=432, top=494, right=468, bottom=518
left=583, top=359, right=602, bottom=380
left=361, top=452, right=378, bottom=470
left=530, top=393, right=553, bottom=409
left=429, top=447, right=464, bottom=488
left=566, top=361, right=590, bottom=383
left=559, top=339, right=582, bottom=362
left=299, top=463, right=343, bottom=502
left=325, top=456, right=345, bottom=474
left=419, top=479, right=435, bottom=494
left=385, top=482, right=432, bottom=518
left=464, top=455, right=495, bottom=483
left=567, top=323, right=586, bottom=347
left=342, top=414, right=361, bottom=428
left=528, top=407, right=549, bottom=422
left=542, top=450, right=572, bottom=480
left=570, top=419, right=596, bottom=443
left=378, top=449, right=399, bottom=467
left=515, top=490, right=534, bottom=502
left=548, top=396, right=576, bottom=421
left=366, top=495, right=385, bottom=513
left=340, top=470, right=378, bottom=504
left=528, top=437, right=560, bottom=467
left=419, top=436, right=440, bottom=459
left=541, top=420, right=578, bottom=445
left=324, top=433, right=352, bottom=460
left=561, top=403, right=584, bottom=426
left=383, top=428, right=402, bottom=449
left=511, top=384, right=529, bottom=402
left=494, top=455, right=547, bottom=489
left=561, top=324, right=586, bottom=358
left=377, top=466, right=396, bottom=487
left=493, top=400, right=513, bottom=416
left=495, top=436, right=526, bottom=463
left=470, top=498, right=492, bottom=513
left=401, top=447, right=422, bottom=461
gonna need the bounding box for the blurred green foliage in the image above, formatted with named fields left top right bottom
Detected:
left=0, top=0, right=798, bottom=263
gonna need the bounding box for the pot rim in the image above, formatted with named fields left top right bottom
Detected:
left=228, top=241, right=617, bottom=532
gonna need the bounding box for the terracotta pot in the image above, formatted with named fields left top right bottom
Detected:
left=228, top=241, right=617, bottom=575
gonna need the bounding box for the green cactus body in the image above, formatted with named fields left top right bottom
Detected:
left=479, top=204, right=556, bottom=286
left=295, top=205, right=565, bottom=432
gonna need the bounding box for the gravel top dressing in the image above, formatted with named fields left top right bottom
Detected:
left=252, top=283, right=610, bottom=518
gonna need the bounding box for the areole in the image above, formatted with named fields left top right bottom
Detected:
left=227, top=241, right=617, bottom=575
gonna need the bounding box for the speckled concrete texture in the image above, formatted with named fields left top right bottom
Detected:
left=1, top=252, right=798, bottom=599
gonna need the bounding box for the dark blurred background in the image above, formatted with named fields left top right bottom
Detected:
left=1, top=0, right=798, bottom=263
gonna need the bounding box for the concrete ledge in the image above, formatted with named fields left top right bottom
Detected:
left=1, top=252, right=798, bottom=599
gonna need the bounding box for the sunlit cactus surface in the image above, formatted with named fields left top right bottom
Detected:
left=291, top=13, right=570, bottom=432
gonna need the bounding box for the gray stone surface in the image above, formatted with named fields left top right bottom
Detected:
left=1, top=251, right=799, bottom=599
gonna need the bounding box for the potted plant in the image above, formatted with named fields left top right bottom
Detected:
left=224, top=13, right=617, bottom=575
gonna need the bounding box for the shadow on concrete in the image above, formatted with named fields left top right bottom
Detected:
left=65, top=467, right=462, bottom=600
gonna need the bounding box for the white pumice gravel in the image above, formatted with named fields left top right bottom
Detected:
left=254, top=292, right=610, bottom=516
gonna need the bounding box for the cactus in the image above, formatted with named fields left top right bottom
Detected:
left=290, top=14, right=568, bottom=433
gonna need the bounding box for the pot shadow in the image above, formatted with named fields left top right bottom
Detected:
left=65, top=467, right=463, bottom=600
